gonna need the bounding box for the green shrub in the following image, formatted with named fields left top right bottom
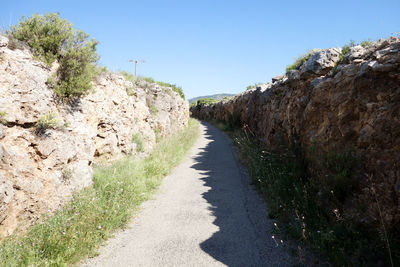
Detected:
left=286, top=49, right=319, bottom=73
left=9, top=13, right=99, bottom=98
left=132, top=133, right=144, bottom=152
left=51, top=37, right=98, bottom=98
left=156, top=81, right=185, bottom=99
left=9, top=13, right=72, bottom=65
left=195, top=98, right=218, bottom=107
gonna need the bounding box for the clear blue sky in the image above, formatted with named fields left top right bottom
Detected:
left=2, top=1, right=399, bottom=99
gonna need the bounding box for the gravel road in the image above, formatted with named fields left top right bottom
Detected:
left=82, top=122, right=290, bottom=266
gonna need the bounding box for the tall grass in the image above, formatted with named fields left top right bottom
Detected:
left=0, top=119, right=199, bottom=266
left=207, top=119, right=397, bottom=266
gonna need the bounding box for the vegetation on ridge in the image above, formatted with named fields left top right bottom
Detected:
left=9, top=13, right=99, bottom=98
left=119, top=71, right=185, bottom=99
left=332, top=38, right=376, bottom=75
left=0, top=119, right=199, bottom=266
left=7, top=13, right=186, bottom=100
left=285, top=49, right=319, bottom=73
left=189, top=97, right=219, bottom=109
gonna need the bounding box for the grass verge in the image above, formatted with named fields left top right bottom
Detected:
left=0, top=119, right=199, bottom=266
left=206, top=118, right=397, bottom=266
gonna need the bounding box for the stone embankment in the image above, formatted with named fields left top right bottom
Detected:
left=191, top=37, right=400, bottom=229
left=0, top=35, right=188, bottom=237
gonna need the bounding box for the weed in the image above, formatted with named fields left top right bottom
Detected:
left=141, top=76, right=155, bottom=83
left=148, top=102, right=158, bottom=114
left=192, top=98, right=218, bottom=109
left=61, top=168, right=73, bottom=182
left=156, top=81, right=185, bottom=99
left=36, top=111, right=60, bottom=134
left=286, top=49, right=319, bottom=73
left=63, top=121, right=70, bottom=129
left=0, top=119, right=199, bottom=266
left=154, top=128, right=161, bottom=143
left=246, top=82, right=264, bottom=91
left=126, top=86, right=135, bottom=96
left=119, top=71, right=185, bottom=99
left=323, top=148, right=358, bottom=202
left=0, top=110, right=6, bottom=124
left=360, top=39, right=373, bottom=48
left=331, top=40, right=356, bottom=75
left=132, top=133, right=144, bottom=152
left=119, top=70, right=136, bottom=83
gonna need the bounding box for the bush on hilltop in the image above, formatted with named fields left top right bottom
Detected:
left=9, top=13, right=99, bottom=98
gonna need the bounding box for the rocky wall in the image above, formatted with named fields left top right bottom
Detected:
left=0, top=35, right=189, bottom=237
left=191, top=37, right=400, bottom=229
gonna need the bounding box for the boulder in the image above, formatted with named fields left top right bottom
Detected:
left=300, top=47, right=342, bottom=77
left=348, top=45, right=366, bottom=61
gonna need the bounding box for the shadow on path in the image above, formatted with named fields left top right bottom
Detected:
left=190, top=122, right=289, bottom=267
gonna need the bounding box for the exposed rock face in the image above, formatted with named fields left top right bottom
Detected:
left=0, top=35, right=188, bottom=237
left=300, top=48, right=341, bottom=77
left=191, top=37, right=400, bottom=229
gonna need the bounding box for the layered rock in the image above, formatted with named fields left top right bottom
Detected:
left=191, top=37, right=400, bottom=229
left=0, top=35, right=188, bottom=236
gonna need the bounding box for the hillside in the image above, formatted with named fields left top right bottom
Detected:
left=189, top=93, right=235, bottom=104
left=0, top=32, right=188, bottom=237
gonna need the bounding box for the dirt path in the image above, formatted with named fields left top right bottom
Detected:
left=82, top=122, right=290, bottom=266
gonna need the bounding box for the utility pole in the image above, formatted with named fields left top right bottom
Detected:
left=128, top=59, right=146, bottom=77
